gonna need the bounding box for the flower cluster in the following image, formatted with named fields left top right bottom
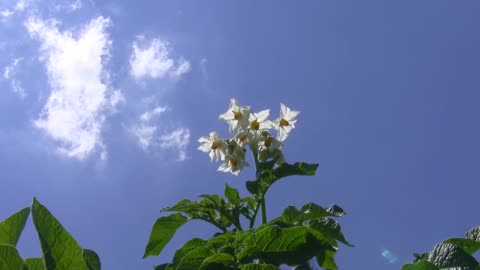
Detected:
left=198, top=98, right=299, bottom=175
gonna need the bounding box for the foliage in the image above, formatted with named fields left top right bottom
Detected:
left=0, top=198, right=101, bottom=270
left=144, top=99, right=352, bottom=269
left=402, top=225, right=480, bottom=270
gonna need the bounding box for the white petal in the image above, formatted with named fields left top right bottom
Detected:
left=256, top=109, right=270, bottom=122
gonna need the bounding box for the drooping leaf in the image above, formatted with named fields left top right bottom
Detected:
left=240, top=264, right=279, bottom=270
left=83, top=249, right=101, bottom=270
left=31, top=198, right=89, bottom=270
left=24, top=258, right=45, bottom=270
left=199, top=253, right=235, bottom=270
left=316, top=249, right=338, bottom=270
left=304, top=218, right=353, bottom=247
left=401, top=259, right=439, bottom=270
left=466, top=226, right=480, bottom=242
left=443, top=238, right=480, bottom=255
left=0, top=207, right=30, bottom=246
left=224, top=184, right=241, bottom=205
left=0, top=244, right=25, bottom=270
left=143, top=213, right=188, bottom=258
left=153, top=264, right=171, bottom=270
left=425, top=243, right=479, bottom=269
left=237, top=225, right=333, bottom=266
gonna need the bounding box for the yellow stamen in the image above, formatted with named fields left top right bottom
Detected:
left=250, top=120, right=260, bottom=130
left=233, top=111, right=243, bottom=120
left=229, top=159, right=238, bottom=168
left=264, top=137, right=272, bottom=148
left=211, top=140, right=221, bottom=150
left=280, top=118, right=289, bottom=127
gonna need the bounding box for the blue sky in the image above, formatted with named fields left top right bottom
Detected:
left=1, top=1, right=479, bottom=269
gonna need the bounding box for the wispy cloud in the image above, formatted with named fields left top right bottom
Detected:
left=25, top=16, right=122, bottom=160
left=3, top=57, right=26, bottom=98
left=129, top=36, right=190, bottom=81
left=129, top=106, right=190, bottom=161
left=129, top=106, right=167, bottom=150
left=158, top=128, right=190, bottom=161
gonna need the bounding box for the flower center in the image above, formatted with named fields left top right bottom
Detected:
left=211, top=140, right=221, bottom=150
left=239, top=133, right=248, bottom=143
left=233, top=111, right=243, bottom=120
left=264, top=137, right=272, bottom=148
left=250, top=119, right=260, bottom=130
left=229, top=158, right=238, bottom=168
left=279, top=118, right=289, bottom=127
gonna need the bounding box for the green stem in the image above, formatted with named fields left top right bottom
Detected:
left=261, top=197, right=267, bottom=224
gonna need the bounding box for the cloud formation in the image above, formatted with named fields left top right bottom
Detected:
left=25, top=16, right=122, bottom=160
left=158, top=128, right=190, bottom=161
left=3, top=57, right=26, bottom=98
left=129, top=106, right=190, bottom=161
left=129, top=37, right=190, bottom=81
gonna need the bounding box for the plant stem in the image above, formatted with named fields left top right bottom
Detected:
left=261, top=197, right=267, bottom=224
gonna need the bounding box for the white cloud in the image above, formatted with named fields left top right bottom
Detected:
left=25, top=16, right=119, bottom=160
left=11, top=80, right=26, bottom=99
left=129, top=106, right=167, bottom=150
left=3, top=57, right=26, bottom=98
left=0, top=9, right=14, bottom=18
left=158, top=128, right=190, bottom=161
left=129, top=37, right=190, bottom=81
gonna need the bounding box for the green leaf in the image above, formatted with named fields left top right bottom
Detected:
left=31, top=198, right=89, bottom=270
left=199, top=253, right=235, bottom=270
left=466, top=226, right=480, bottom=242
left=0, top=207, right=30, bottom=246
left=401, top=260, right=439, bottom=270
left=316, top=250, right=338, bottom=270
left=175, top=247, right=214, bottom=270
left=143, top=213, right=188, bottom=258
left=247, top=162, right=319, bottom=196
left=82, top=249, right=101, bottom=270
left=171, top=238, right=207, bottom=265
left=153, top=264, right=171, bottom=270
left=240, top=264, right=279, bottom=270
left=0, top=244, right=25, bottom=270
left=443, top=238, right=480, bottom=255
left=24, top=258, right=45, bottom=270
left=305, top=218, right=353, bottom=247
left=424, top=243, right=479, bottom=269
left=238, top=225, right=334, bottom=266
left=224, top=184, right=240, bottom=205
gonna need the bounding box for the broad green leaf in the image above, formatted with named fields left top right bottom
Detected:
left=316, top=250, right=338, bottom=270
left=425, top=243, right=478, bottom=269
left=83, top=249, right=101, bottom=270
left=31, top=198, right=89, bottom=270
left=443, top=238, right=480, bottom=255
left=240, top=264, right=279, bottom=270
left=24, top=258, right=45, bottom=270
left=175, top=247, right=214, bottom=270
left=247, top=162, right=318, bottom=196
left=224, top=184, right=240, bottom=205
left=276, top=203, right=346, bottom=225
left=401, top=260, right=439, bottom=270
left=143, top=213, right=188, bottom=258
left=199, top=253, right=235, bottom=270
left=206, top=232, right=235, bottom=254
left=0, top=207, right=30, bottom=246
left=0, top=244, right=25, bottom=270
left=238, top=225, right=333, bottom=266
left=466, top=226, right=480, bottom=242
left=171, top=238, right=207, bottom=265
left=153, top=264, right=171, bottom=270
left=305, top=218, right=353, bottom=247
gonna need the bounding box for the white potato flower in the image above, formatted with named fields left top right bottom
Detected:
left=197, top=131, right=227, bottom=162
left=272, top=103, right=299, bottom=141
left=248, top=109, right=272, bottom=132
left=219, top=98, right=251, bottom=134
left=218, top=141, right=248, bottom=175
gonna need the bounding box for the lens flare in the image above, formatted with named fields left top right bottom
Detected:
left=381, top=249, right=399, bottom=264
